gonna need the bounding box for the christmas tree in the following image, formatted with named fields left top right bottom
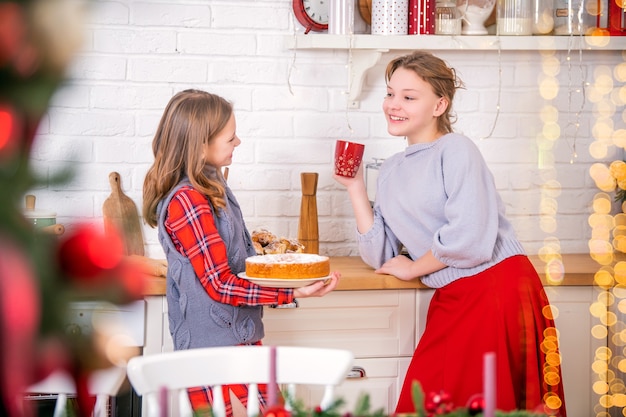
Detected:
left=0, top=1, right=146, bottom=415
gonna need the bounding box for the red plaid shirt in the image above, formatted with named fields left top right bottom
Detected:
left=165, top=186, right=294, bottom=306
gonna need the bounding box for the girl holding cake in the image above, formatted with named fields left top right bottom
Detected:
left=143, top=89, right=340, bottom=417
left=334, top=51, right=567, bottom=416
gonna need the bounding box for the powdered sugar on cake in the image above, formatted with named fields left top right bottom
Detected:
left=246, top=254, right=328, bottom=264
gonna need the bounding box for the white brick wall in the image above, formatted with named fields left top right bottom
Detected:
left=28, top=0, right=625, bottom=259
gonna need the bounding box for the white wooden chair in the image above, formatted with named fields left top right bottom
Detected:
left=126, top=345, right=354, bottom=417
left=25, top=365, right=127, bottom=417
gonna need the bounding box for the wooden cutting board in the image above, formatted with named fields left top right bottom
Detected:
left=358, top=0, right=372, bottom=25
left=103, top=172, right=145, bottom=256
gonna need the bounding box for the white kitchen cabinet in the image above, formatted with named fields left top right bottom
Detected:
left=142, top=290, right=417, bottom=415
left=544, top=286, right=603, bottom=417
left=263, top=290, right=416, bottom=414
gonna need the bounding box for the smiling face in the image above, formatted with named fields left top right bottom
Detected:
left=382, top=67, right=449, bottom=145
left=203, top=113, right=240, bottom=168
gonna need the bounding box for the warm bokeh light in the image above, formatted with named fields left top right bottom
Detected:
left=590, top=140, right=611, bottom=159
left=539, top=75, right=559, bottom=100
left=590, top=162, right=618, bottom=192
left=542, top=121, right=561, bottom=141
left=612, top=129, right=626, bottom=148
left=539, top=216, right=558, bottom=233
left=594, top=194, right=613, bottom=214
left=593, top=358, right=610, bottom=374
left=594, top=381, right=610, bottom=395
left=593, top=324, right=609, bottom=339
left=593, top=119, right=616, bottom=141
left=591, top=298, right=611, bottom=317
left=544, top=258, right=565, bottom=284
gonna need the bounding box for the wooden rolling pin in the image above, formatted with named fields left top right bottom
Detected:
left=126, top=255, right=168, bottom=278
left=40, top=224, right=65, bottom=235
left=298, top=172, right=319, bottom=254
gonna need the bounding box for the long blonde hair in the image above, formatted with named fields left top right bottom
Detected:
left=385, top=51, right=463, bottom=134
left=143, top=89, right=232, bottom=228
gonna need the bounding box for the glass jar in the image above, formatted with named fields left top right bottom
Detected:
left=436, top=1, right=462, bottom=34
left=365, top=158, right=384, bottom=204
left=497, top=0, right=533, bottom=35
left=553, top=0, right=588, bottom=35
left=532, top=0, right=554, bottom=34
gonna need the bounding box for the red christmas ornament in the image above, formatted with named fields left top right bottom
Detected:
left=466, top=394, right=485, bottom=416
left=263, top=405, right=291, bottom=417
left=0, top=236, right=41, bottom=417
left=57, top=223, right=124, bottom=282
left=0, top=105, right=21, bottom=160
left=425, top=390, right=454, bottom=416
left=0, top=2, right=26, bottom=66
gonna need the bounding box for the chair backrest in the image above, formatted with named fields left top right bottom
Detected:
left=126, top=345, right=354, bottom=417
left=25, top=365, right=127, bottom=417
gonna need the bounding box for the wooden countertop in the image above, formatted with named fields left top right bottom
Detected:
left=143, top=253, right=600, bottom=295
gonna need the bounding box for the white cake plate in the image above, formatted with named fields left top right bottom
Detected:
left=237, top=273, right=330, bottom=288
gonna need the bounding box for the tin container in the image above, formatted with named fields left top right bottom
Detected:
left=23, top=194, right=57, bottom=228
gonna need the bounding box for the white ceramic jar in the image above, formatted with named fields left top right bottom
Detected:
left=371, top=0, right=409, bottom=34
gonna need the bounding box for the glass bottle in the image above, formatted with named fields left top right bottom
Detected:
left=329, top=0, right=355, bottom=35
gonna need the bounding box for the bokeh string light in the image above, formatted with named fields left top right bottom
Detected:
left=343, top=30, right=355, bottom=135
left=478, top=37, right=502, bottom=141
left=287, top=15, right=298, bottom=96
left=587, top=42, right=626, bottom=417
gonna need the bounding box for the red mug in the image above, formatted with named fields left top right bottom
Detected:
left=334, top=140, right=365, bottom=178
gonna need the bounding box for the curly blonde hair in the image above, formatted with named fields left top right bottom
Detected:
left=142, top=89, right=232, bottom=228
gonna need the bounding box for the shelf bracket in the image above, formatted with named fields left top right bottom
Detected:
left=347, top=49, right=386, bottom=105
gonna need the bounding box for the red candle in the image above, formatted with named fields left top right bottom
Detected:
left=159, top=385, right=167, bottom=417
left=483, top=352, right=496, bottom=417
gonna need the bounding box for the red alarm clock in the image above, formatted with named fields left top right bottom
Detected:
left=292, top=0, right=329, bottom=34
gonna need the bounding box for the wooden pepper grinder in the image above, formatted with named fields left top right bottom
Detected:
left=298, top=172, right=319, bottom=254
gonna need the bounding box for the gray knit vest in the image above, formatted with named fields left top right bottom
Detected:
left=157, top=179, right=264, bottom=350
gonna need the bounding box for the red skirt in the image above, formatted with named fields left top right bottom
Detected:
left=395, top=255, right=567, bottom=416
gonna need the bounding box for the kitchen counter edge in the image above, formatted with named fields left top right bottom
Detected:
left=143, top=253, right=602, bottom=295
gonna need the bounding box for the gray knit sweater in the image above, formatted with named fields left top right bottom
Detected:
left=357, top=133, right=526, bottom=288
left=157, top=178, right=264, bottom=350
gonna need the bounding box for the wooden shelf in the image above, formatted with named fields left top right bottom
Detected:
left=286, top=33, right=626, bottom=51
left=285, top=34, right=626, bottom=104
